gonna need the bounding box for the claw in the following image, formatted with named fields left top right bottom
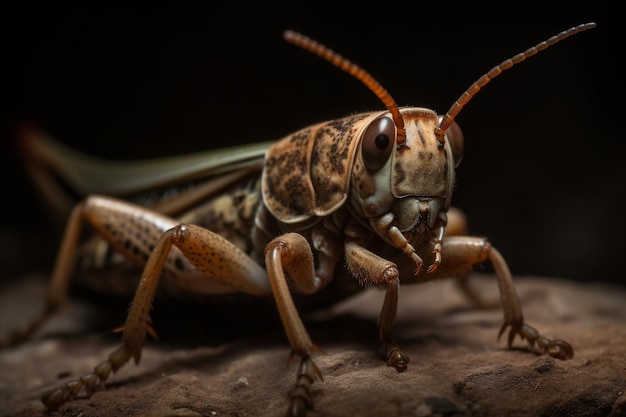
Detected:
left=547, top=340, right=574, bottom=360
left=497, top=321, right=523, bottom=347
left=385, top=345, right=410, bottom=372
left=40, top=344, right=134, bottom=410
left=498, top=322, right=573, bottom=360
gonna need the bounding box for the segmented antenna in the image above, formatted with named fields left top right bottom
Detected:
left=283, top=30, right=407, bottom=145
left=435, top=22, right=597, bottom=141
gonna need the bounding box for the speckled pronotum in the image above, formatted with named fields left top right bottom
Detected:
left=4, top=22, right=596, bottom=417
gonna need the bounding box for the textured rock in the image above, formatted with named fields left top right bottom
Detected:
left=1, top=274, right=625, bottom=417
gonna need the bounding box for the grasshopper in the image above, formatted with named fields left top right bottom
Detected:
left=5, top=22, right=595, bottom=417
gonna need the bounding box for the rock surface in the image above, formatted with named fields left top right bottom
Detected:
left=1, top=274, right=625, bottom=417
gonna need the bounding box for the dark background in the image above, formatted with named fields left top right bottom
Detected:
left=0, top=2, right=622, bottom=287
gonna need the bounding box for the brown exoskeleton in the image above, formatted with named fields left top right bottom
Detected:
left=4, top=22, right=595, bottom=417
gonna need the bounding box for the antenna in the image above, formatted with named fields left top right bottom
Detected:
left=284, top=30, right=407, bottom=145
left=435, top=22, right=597, bottom=141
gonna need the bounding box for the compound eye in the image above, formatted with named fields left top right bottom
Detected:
left=362, top=116, right=395, bottom=171
left=445, top=120, right=464, bottom=168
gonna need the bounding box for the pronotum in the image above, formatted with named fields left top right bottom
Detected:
left=3, top=22, right=596, bottom=417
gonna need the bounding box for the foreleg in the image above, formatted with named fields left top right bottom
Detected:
left=343, top=225, right=407, bottom=372
left=435, top=236, right=574, bottom=359
left=264, top=232, right=328, bottom=417
left=446, top=207, right=499, bottom=308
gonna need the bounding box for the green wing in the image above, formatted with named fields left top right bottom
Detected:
left=18, top=124, right=271, bottom=221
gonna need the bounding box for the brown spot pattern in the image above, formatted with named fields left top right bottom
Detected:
left=310, top=117, right=359, bottom=213
left=262, top=127, right=316, bottom=221
left=179, top=177, right=262, bottom=254
left=263, top=112, right=374, bottom=222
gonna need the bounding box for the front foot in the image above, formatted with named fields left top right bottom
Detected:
left=287, top=354, right=323, bottom=417
left=499, top=321, right=574, bottom=360
left=385, top=344, right=410, bottom=372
